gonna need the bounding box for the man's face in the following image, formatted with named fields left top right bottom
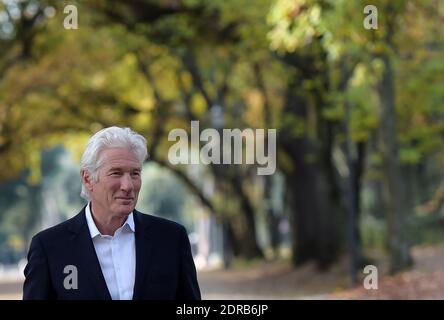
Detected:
left=88, top=148, right=142, bottom=217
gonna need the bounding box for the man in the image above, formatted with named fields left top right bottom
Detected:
left=23, top=126, right=201, bottom=300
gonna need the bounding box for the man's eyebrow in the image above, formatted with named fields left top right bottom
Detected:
left=108, top=167, right=141, bottom=171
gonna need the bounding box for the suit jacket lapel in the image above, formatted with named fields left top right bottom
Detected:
left=132, top=211, right=154, bottom=300
left=67, top=208, right=112, bottom=300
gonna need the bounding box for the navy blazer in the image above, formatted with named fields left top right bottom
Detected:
left=23, top=207, right=201, bottom=300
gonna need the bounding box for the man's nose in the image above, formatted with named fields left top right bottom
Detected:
left=120, top=174, right=134, bottom=192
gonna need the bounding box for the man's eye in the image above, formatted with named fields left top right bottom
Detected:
left=132, top=171, right=141, bottom=176
left=110, top=172, right=121, bottom=176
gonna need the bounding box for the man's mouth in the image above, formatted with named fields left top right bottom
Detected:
left=116, top=197, right=134, bottom=201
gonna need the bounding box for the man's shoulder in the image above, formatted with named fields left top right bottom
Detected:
left=134, top=210, right=187, bottom=234
left=32, top=208, right=85, bottom=243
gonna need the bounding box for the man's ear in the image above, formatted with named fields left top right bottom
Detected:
left=81, top=170, right=94, bottom=191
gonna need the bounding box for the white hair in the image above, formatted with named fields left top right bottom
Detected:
left=80, top=126, right=148, bottom=201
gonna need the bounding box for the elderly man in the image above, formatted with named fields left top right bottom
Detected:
left=23, top=126, right=201, bottom=300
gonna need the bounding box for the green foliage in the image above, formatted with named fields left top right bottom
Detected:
left=360, top=214, right=387, bottom=250
left=0, top=146, right=85, bottom=262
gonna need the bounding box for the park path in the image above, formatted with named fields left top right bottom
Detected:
left=199, top=245, right=444, bottom=299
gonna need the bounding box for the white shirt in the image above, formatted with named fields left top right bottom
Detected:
left=85, top=202, right=136, bottom=300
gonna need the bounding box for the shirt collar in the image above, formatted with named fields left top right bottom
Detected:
left=85, top=202, right=135, bottom=238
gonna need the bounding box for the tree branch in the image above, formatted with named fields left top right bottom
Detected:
left=152, top=158, right=215, bottom=213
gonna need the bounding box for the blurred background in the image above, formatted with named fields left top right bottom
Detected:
left=0, top=0, right=443, bottom=299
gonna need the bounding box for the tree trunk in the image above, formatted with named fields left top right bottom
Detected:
left=264, top=175, right=280, bottom=256
left=284, top=145, right=344, bottom=270
left=378, top=52, right=412, bottom=273
left=228, top=174, right=264, bottom=259
left=345, top=97, right=368, bottom=284
left=352, top=141, right=367, bottom=268
left=281, top=73, right=345, bottom=270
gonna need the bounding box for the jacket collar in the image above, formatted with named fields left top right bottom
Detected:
left=84, top=202, right=135, bottom=238
left=66, top=206, right=111, bottom=300
left=66, top=206, right=155, bottom=300
left=132, top=210, right=155, bottom=300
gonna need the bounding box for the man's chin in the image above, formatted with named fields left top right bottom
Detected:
left=113, top=203, right=135, bottom=216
